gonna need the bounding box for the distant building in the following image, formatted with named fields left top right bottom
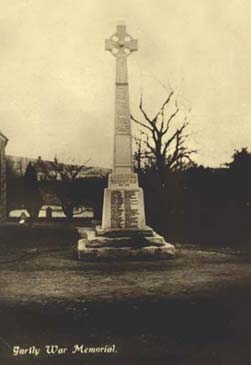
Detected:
left=6, top=155, right=52, bottom=181
left=34, top=156, right=51, bottom=181
left=6, top=155, right=110, bottom=180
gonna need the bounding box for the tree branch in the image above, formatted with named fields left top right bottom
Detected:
left=139, top=94, right=153, bottom=124
left=143, top=134, right=156, bottom=155
left=131, top=114, right=153, bottom=133
left=153, top=90, right=174, bottom=122
left=162, top=102, right=180, bottom=134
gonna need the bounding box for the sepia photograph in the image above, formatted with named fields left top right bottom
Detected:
left=0, top=1, right=251, bottom=364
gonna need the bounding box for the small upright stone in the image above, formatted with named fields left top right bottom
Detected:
left=0, top=131, right=8, bottom=223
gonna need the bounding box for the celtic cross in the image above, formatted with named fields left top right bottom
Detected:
left=105, top=25, right=138, bottom=58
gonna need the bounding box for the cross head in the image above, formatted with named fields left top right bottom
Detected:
left=105, top=25, right=138, bottom=58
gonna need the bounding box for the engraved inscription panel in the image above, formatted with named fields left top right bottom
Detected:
left=125, top=190, right=139, bottom=228
left=110, top=173, right=137, bottom=188
left=110, top=189, right=140, bottom=229
left=111, top=190, right=124, bottom=229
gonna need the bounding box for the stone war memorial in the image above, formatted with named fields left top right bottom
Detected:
left=0, top=130, right=8, bottom=223
left=77, top=25, right=175, bottom=260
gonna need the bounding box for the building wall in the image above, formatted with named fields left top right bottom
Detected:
left=0, top=137, right=7, bottom=222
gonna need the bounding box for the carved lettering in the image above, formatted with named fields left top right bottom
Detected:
left=110, top=174, right=137, bottom=187
left=111, top=191, right=124, bottom=229
left=124, top=190, right=139, bottom=228
left=110, top=189, right=140, bottom=229
left=115, top=86, right=130, bottom=134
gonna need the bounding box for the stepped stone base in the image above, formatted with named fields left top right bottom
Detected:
left=96, top=225, right=154, bottom=237
left=77, top=228, right=176, bottom=261
left=77, top=173, right=176, bottom=261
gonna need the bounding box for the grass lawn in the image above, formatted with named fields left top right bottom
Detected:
left=0, top=222, right=251, bottom=365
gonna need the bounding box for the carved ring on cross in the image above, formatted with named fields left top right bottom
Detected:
left=105, top=25, right=138, bottom=58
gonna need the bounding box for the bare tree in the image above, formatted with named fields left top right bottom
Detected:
left=131, top=89, right=196, bottom=182
left=46, top=157, right=91, bottom=181
left=41, top=157, right=92, bottom=219
left=133, top=137, right=145, bottom=172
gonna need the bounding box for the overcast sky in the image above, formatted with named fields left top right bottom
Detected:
left=0, top=0, right=251, bottom=167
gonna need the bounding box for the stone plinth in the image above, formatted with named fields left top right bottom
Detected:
left=77, top=228, right=175, bottom=261
left=101, top=173, right=147, bottom=231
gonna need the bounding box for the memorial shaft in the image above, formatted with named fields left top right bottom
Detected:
left=105, top=25, right=138, bottom=174
left=114, top=57, right=132, bottom=173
